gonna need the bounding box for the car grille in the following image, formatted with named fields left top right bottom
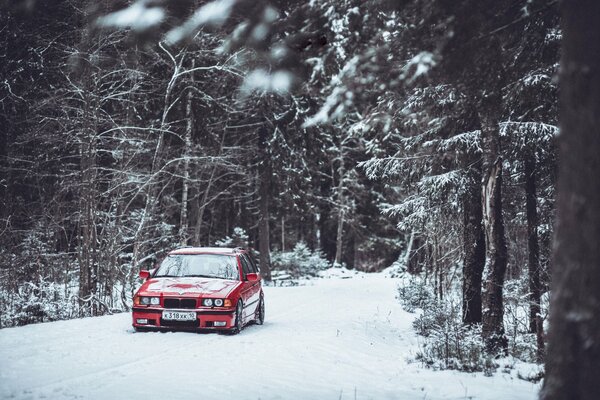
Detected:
left=160, top=318, right=200, bottom=328
left=164, top=298, right=197, bottom=309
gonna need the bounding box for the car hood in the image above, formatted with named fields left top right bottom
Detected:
left=139, top=277, right=240, bottom=297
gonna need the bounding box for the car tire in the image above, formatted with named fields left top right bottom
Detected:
left=230, top=300, right=243, bottom=335
left=255, top=295, right=265, bottom=325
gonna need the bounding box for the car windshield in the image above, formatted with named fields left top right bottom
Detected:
left=154, top=254, right=239, bottom=280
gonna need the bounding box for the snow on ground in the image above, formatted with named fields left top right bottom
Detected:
left=0, top=272, right=540, bottom=400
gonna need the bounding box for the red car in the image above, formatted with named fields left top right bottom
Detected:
left=132, top=247, right=264, bottom=334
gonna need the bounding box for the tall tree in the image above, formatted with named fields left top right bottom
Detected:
left=462, top=159, right=486, bottom=324
left=541, top=0, right=600, bottom=398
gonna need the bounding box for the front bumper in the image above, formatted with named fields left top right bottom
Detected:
left=132, top=307, right=235, bottom=331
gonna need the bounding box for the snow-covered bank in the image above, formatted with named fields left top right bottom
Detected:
left=0, top=273, right=540, bottom=400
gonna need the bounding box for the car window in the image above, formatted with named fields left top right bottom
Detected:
left=240, top=255, right=252, bottom=277
left=246, top=252, right=259, bottom=273
left=154, top=254, right=239, bottom=280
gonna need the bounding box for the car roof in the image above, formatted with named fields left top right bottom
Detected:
left=168, top=247, right=243, bottom=256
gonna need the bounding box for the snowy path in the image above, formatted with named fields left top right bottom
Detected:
left=0, top=273, right=540, bottom=400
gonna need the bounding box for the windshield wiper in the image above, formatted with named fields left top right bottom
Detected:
left=186, top=274, right=223, bottom=279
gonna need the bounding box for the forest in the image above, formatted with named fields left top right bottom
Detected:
left=1, top=0, right=599, bottom=398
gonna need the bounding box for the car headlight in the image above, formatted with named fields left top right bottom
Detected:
left=202, top=298, right=230, bottom=307
left=137, top=296, right=160, bottom=306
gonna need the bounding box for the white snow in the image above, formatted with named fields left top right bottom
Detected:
left=0, top=272, right=540, bottom=400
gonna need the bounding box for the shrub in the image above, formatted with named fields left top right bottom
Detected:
left=0, top=278, right=77, bottom=328
left=504, top=277, right=544, bottom=363
left=397, top=277, right=434, bottom=312
left=214, top=227, right=249, bottom=248
left=399, top=278, right=496, bottom=374
left=413, top=302, right=495, bottom=374
left=271, top=242, right=331, bottom=278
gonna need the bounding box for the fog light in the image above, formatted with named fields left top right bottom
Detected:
left=136, top=318, right=148, bottom=325
left=214, top=321, right=226, bottom=327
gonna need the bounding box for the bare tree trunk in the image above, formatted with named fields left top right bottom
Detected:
left=334, top=162, right=345, bottom=267
left=334, top=210, right=344, bottom=266
left=434, top=236, right=443, bottom=301
left=404, top=230, right=415, bottom=271
left=281, top=216, right=285, bottom=251
left=75, top=15, right=99, bottom=315
left=462, top=164, right=486, bottom=324
left=193, top=131, right=226, bottom=246
left=315, top=212, right=321, bottom=249
left=258, top=171, right=272, bottom=280
left=78, top=130, right=94, bottom=314
left=258, top=127, right=272, bottom=281
left=479, top=94, right=509, bottom=353
left=524, top=147, right=544, bottom=361
left=132, top=43, right=181, bottom=268
left=179, top=60, right=194, bottom=246
left=541, top=1, right=600, bottom=398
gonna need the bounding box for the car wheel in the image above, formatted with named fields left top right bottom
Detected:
left=255, top=296, right=265, bottom=325
left=230, top=300, right=243, bottom=334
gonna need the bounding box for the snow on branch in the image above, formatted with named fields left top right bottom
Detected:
left=382, top=196, right=432, bottom=231
left=417, top=170, right=466, bottom=197
left=240, top=69, right=293, bottom=96
left=303, top=56, right=359, bottom=127
left=422, top=130, right=482, bottom=153
left=165, top=0, right=236, bottom=44
left=500, top=121, right=558, bottom=149
left=399, top=52, right=437, bottom=84
left=96, top=1, right=165, bottom=32
left=360, top=155, right=429, bottom=180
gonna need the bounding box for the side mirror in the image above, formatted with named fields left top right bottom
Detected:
left=139, top=269, right=151, bottom=280
left=246, top=272, right=259, bottom=282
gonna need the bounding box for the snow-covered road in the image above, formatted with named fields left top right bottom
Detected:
left=0, top=273, right=540, bottom=400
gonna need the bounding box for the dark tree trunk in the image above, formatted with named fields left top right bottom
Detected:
left=524, top=148, right=544, bottom=361
left=541, top=1, right=600, bottom=398
left=479, top=94, right=509, bottom=353
left=257, top=127, right=272, bottom=281
left=462, top=164, right=486, bottom=324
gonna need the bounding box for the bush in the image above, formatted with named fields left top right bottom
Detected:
left=398, top=278, right=496, bottom=374
left=397, top=277, right=434, bottom=312
left=214, top=227, right=249, bottom=248
left=0, top=278, right=78, bottom=328
left=271, top=242, right=331, bottom=278
left=503, top=277, right=544, bottom=363
left=413, top=301, right=495, bottom=374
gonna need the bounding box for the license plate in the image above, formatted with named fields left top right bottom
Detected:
left=162, top=311, right=196, bottom=321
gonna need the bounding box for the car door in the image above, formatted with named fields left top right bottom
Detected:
left=238, top=255, right=254, bottom=322
left=247, top=252, right=261, bottom=302
left=239, top=254, right=260, bottom=319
